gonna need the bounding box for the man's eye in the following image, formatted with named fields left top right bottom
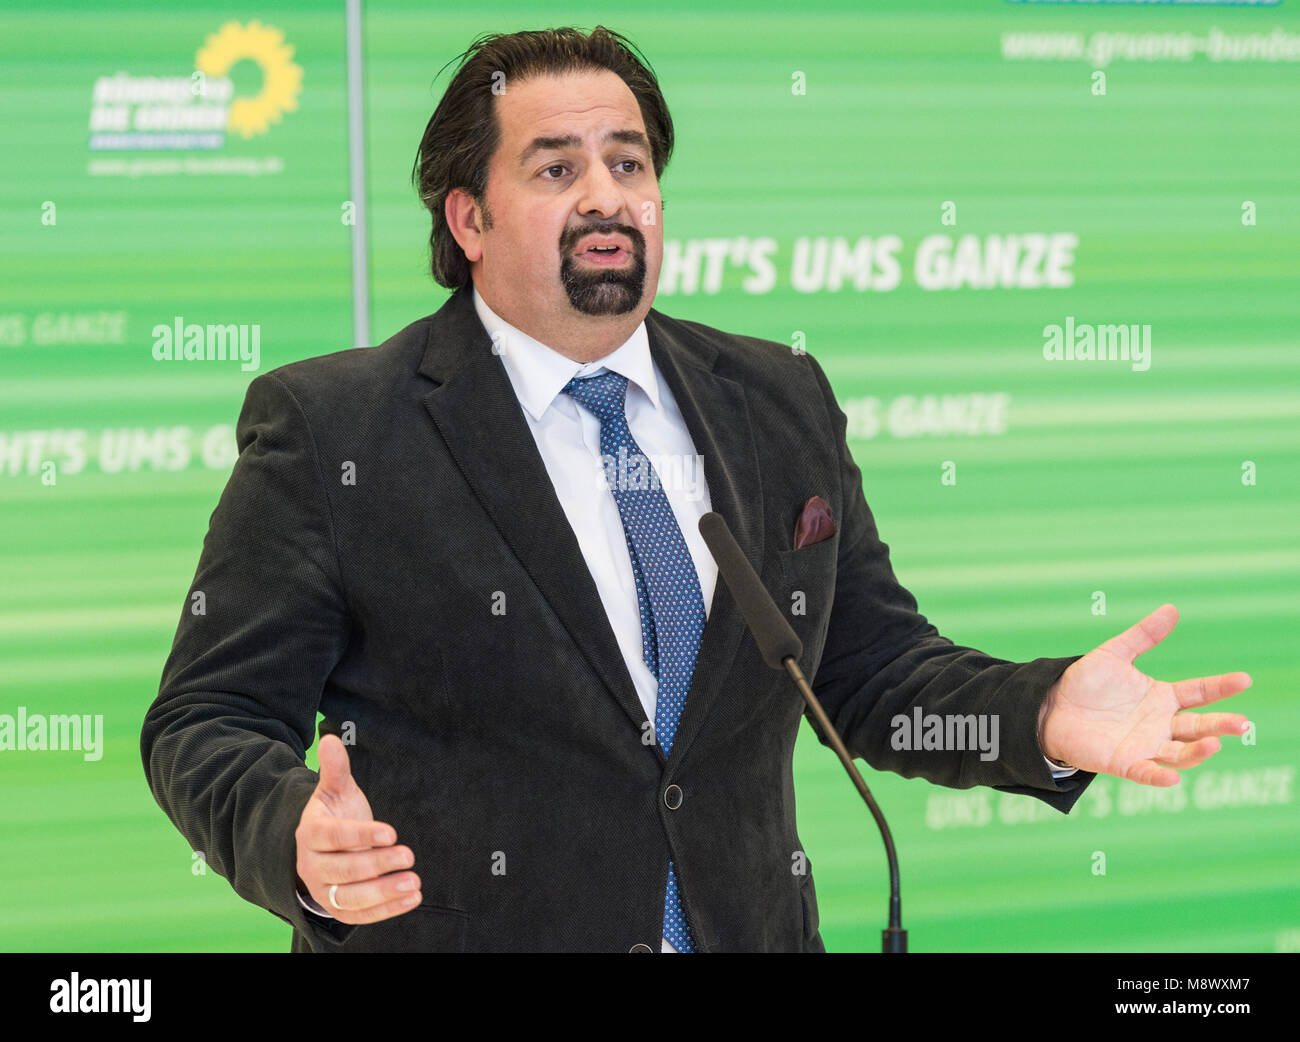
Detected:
left=541, top=161, right=641, bottom=179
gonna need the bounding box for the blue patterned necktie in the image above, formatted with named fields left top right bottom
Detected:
left=562, top=369, right=704, bottom=953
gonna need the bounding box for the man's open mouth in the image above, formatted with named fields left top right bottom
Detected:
left=575, top=233, right=634, bottom=259
left=577, top=243, right=632, bottom=264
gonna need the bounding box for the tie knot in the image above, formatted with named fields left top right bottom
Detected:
left=561, top=370, right=629, bottom=427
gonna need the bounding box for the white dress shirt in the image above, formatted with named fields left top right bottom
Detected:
left=473, top=285, right=714, bottom=953
left=473, top=285, right=717, bottom=728
left=296, top=283, right=1076, bottom=947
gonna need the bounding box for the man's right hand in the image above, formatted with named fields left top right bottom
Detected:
left=294, top=734, right=422, bottom=924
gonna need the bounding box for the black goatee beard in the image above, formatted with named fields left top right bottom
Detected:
left=559, top=224, right=647, bottom=316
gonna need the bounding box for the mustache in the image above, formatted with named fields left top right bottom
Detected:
left=561, top=222, right=645, bottom=254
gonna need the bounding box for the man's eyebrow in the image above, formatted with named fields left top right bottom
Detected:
left=517, top=129, right=651, bottom=166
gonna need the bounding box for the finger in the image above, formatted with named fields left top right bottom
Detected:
left=1171, top=711, right=1251, bottom=741
left=315, top=734, right=354, bottom=802
left=331, top=889, right=424, bottom=926
left=301, top=814, right=397, bottom=853
left=310, top=845, right=415, bottom=885
left=1151, top=736, right=1221, bottom=770
left=1099, top=603, right=1178, bottom=663
left=323, top=872, right=421, bottom=917
left=1125, top=759, right=1180, bottom=787
left=1171, top=671, right=1253, bottom=710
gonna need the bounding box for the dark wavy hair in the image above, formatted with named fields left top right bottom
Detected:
left=411, top=26, right=674, bottom=291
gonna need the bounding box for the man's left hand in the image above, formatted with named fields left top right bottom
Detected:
left=1038, top=603, right=1252, bottom=786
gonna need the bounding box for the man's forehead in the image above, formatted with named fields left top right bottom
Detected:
left=497, top=70, right=645, bottom=141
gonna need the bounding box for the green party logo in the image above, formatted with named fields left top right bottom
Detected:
left=194, top=20, right=302, bottom=139
left=89, top=19, right=302, bottom=152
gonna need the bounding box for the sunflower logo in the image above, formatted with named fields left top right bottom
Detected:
left=195, top=20, right=302, bottom=139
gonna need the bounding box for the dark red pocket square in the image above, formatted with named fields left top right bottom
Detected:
left=793, top=495, right=836, bottom=549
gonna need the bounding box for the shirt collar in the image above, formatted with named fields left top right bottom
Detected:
left=471, top=282, right=661, bottom=422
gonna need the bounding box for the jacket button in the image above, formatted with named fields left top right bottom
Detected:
left=663, top=784, right=683, bottom=810
left=629, top=943, right=654, bottom=953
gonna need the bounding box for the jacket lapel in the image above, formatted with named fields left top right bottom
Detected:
left=643, top=308, right=764, bottom=771
left=417, top=288, right=764, bottom=767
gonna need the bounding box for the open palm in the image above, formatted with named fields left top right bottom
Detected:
left=1039, top=604, right=1252, bottom=787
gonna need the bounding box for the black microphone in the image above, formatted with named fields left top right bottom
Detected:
left=698, top=510, right=906, bottom=954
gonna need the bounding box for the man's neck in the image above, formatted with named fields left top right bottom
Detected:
left=472, top=281, right=647, bottom=364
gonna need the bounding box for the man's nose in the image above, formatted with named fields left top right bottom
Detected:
left=575, top=161, right=625, bottom=219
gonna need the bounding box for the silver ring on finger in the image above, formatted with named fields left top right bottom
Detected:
left=328, top=884, right=342, bottom=910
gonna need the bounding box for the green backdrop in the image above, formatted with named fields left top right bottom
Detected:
left=1, top=0, right=1297, bottom=952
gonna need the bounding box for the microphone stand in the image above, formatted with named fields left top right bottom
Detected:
left=698, top=509, right=906, bottom=953
left=783, top=654, right=906, bottom=953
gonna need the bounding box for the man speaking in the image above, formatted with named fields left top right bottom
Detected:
left=141, top=26, right=1251, bottom=952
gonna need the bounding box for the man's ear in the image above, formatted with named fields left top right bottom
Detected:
left=445, top=188, right=485, bottom=262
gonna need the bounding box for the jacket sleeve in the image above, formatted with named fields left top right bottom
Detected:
left=141, top=371, right=359, bottom=947
left=800, top=352, right=1094, bottom=811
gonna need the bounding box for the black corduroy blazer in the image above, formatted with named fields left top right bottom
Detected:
left=141, top=286, right=1091, bottom=952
